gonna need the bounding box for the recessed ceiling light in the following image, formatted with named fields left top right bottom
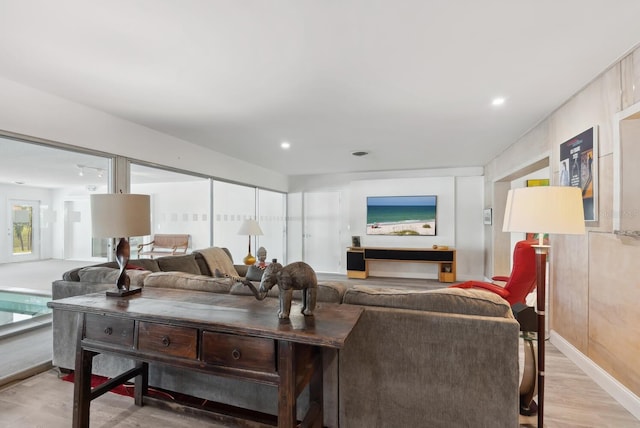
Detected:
left=280, top=141, right=290, bottom=149
left=492, top=97, right=506, bottom=106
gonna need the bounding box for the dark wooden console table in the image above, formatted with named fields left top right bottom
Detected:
left=48, top=288, right=363, bottom=428
left=346, top=246, right=456, bottom=282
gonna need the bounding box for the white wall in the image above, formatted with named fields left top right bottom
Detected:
left=455, top=176, right=485, bottom=280
left=0, top=76, right=288, bottom=192
left=291, top=167, right=484, bottom=281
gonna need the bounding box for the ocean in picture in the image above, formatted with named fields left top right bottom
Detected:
left=366, top=196, right=437, bottom=236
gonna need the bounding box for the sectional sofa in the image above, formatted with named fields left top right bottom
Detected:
left=51, top=248, right=520, bottom=427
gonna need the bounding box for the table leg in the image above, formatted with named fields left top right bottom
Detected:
left=307, top=350, right=323, bottom=428
left=73, top=313, right=95, bottom=428
left=134, top=362, right=149, bottom=406
left=278, top=340, right=296, bottom=428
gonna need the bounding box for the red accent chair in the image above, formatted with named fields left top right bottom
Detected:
left=451, top=240, right=537, bottom=306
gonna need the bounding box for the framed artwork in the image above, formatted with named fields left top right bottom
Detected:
left=559, top=127, right=598, bottom=222
left=351, top=235, right=361, bottom=247
left=483, top=208, right=492, bottom=225
left=526, top=179, right=549, bottom=187
left=366, top=195, right=437, bottom=236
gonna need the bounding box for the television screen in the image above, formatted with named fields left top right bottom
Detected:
left=366, top=195, right=437, bottom=236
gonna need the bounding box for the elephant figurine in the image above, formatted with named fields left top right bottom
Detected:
left=243, top=261, right=318, bottom=319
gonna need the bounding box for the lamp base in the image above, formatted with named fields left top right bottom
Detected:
left=243, top=253, right=256, bottom=265
left=106, top=287, right=142, bottom=297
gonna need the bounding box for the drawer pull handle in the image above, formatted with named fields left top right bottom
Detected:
left=161, top=336, right=171, bottom=347
left=104, top=327, right=113, bottom=335
left=231, top=349, right=241, bottom=360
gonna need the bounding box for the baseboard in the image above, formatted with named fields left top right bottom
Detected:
left=550, top=331, right=640, bottom=420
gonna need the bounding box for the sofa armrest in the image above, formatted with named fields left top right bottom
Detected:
left=52, top=280, right=116, bottom=300
left=339, top=307, right=519, bottom=427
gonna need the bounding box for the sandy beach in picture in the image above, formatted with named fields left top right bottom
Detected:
left=367, top=220, right=436, bottom=236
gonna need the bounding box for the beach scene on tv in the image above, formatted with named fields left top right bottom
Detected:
left=366, top=195, right=437, bottom=236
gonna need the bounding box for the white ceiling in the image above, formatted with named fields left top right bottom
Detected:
left=1, top=1, right=639, bottom=177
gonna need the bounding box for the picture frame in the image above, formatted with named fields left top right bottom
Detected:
left=483, top=208, right=492, bottom=225
left=559, top=126, right=598, bottom=223
left=366, top=195, right=437, bottom=236
left=351, top=235, right=361, bottom=247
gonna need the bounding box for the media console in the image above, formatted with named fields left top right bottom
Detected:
left=346, top=246, right=456, bottom=282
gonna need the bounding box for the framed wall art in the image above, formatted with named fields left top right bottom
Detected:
left=559, top=126, right=598, bottom=222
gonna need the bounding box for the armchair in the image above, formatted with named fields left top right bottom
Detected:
left=451, top=240, right=536, bottom=305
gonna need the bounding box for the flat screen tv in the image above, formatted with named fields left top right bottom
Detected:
left=366, top=195, right=437, bottom=236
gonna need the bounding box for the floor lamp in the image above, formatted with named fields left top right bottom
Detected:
left=91, top=193, right=151, bottom=297
left=502, top=186, right=585, bottom=427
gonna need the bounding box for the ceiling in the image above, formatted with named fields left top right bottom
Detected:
left=1, top=1, right=639, bottom=177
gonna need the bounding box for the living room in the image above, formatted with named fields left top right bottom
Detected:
left=1, top=2, right=640, bottom=427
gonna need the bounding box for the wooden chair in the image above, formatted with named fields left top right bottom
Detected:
left=137, top=234, right=190, bottom=259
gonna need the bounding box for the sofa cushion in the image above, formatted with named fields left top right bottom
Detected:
left=77, top=267, right=151, bottom=288
left=229, top=281, right=347, bottom=304
left=156, top=254, right=201, bottom=275
left=342, top=286, right=513, bottom=318
left=143, top=271, right=232, bottom=293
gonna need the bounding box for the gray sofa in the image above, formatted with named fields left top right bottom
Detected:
left=51, top=248, right=520, bottom=427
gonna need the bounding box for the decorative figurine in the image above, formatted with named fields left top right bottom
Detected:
left=257, top=246, right=267, bottom=268
left=243, top=261, right=318, bottom=319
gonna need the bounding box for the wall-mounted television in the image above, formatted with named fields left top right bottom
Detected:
left=367, top=195, right=437, bottom=236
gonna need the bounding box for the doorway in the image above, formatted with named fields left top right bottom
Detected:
left=9, top=200, right=40, bottom=262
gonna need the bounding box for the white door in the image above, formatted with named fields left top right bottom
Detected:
left=9, top=199, right=40, bottom=261
left=303, top=192, right=342, bottom=273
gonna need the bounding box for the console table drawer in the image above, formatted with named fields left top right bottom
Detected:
left=202, top=331, right=276, bottom=372
left=85, top=314, right=135, bottom=346
left=138, top=322, right=197, bottom=359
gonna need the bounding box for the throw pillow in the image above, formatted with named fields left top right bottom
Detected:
left=156, top=254, right=201, bottom=275
left=245, top=265, right=266, bottom=282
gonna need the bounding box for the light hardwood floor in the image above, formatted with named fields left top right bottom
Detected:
left=0, top=261, right=638, bottom=426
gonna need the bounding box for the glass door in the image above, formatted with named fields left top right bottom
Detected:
left=9, top=200, right=40, bottom=261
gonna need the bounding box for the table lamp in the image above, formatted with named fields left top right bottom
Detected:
left=502, top=185, right=585, bottom=427
left=90, top=193, right=151, bottom=297
left=238, top=219, right=263, bottom=265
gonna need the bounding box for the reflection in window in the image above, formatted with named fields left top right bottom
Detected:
left=213, top=181, right=256, bottom=263
left=131, top=163, right=211, bottom=256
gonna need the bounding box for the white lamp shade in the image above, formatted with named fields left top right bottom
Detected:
left=503, top=186, right=585, bottom=235
left=90, top=194, right=151, bottom=238
left=237, top=219, right=263, bottom=236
